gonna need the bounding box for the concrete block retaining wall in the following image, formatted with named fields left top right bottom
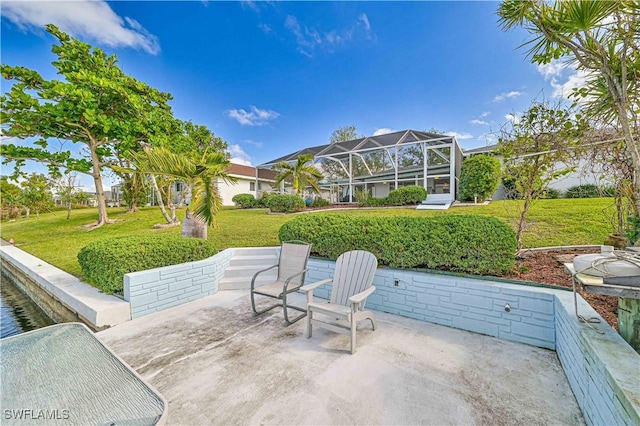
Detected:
left=124, top=249, right=232, bottom=319
left=305, top=257, right=640, bottom=425
left=306, top=258, right=557, bottom=349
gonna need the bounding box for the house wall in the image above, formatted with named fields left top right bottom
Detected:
left=218, top=177, right=252, bottom=206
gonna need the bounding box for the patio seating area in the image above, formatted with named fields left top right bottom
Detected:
left=98, top=290, right=584, bottom=425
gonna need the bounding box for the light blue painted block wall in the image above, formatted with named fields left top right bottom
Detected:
left=124, top=249, right=233, bottom=319
left=304, top=257, right=640, bottom=426
left=554, top=292, right=640, bottom=426
left=305, top=258, right=556, bottom=349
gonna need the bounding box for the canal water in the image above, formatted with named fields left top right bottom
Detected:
left=1, top=275, right=54, bottom=338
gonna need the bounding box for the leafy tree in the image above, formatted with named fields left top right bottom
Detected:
left=51, top=173, right=83, bottom=219
left=137, top=147, right=234, bottom=239
left=0, top=25, right=174, bottom=228
left=459, top=155, right=502, bottom=201
left=1, top=176, right=23, bottom=219
left=498, top=0, right=640, bottom=217
left=497, top=101, right=587, bottom=248
left=329, top=125, right=358, bottom=145
left=20, top=173, right=54, bottom=218
left=273, top=154, right=323, bottom=196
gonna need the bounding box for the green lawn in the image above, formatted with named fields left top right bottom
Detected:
left=0, top=198, right=614, bottom=278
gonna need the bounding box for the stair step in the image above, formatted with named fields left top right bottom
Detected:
left=223, top=266, right=277, bottom=279
left=231, top=247, right=279, bottom=256
left=219, top=276, right=273, bottom=291
left=229, top=255, right=278, bottom=267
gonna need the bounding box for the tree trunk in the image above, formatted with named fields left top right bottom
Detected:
left=88, top=140, right=112, bottom=227
left=181, top=210, right=207, bottom=239
left=66, top=202, right=71, bottom=220
left=150, top=174, right=177, bottom=225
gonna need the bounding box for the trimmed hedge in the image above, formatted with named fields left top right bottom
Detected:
left=565, top=184, right=615, bottom=198
left=78, top=235, right=217, bottom=294
left=267, top=194, right=306, bottom=213
left=232, top=193, right=256, bottom=208
left=459, top=155, right=502, bottom=201
left=387, top=185, right=427, bottom=205
left=279, top=214, right=516, bottom=275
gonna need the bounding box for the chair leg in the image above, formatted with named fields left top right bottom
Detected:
left=362, top=312, right=377, bottom=331
left=306, top=309, right=313, bottom=338
left=282, top=293, right=307, bottom=325
left=251, top=291, right=281, bottom=316
left=350, top=313, right=358, bottom=354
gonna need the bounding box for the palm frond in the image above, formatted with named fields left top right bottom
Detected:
left=190, top=174, right=221, bottom=227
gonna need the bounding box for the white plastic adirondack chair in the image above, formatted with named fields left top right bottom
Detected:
left=302, top=250, right=378, bottom=354
left=251, top=241, right=311, bottom=325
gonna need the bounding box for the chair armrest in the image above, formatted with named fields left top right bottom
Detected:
left=300, top=278, right=332, bottom=306
left=348, top=285, right=376, bottom=305
left=283, top=268, right=308, bottom=291
left=300, top=278, right=332, bottom=293
left=251, top=264, right=278, bottom=289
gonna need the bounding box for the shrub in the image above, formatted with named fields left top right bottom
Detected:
left=311, top=197, right=330, bottom=207
left=565, top=184, right=610, bottom=198
left=78, top=235, right=217, bottom=294
left=255, top=192, right=274, bottom=208
left=279, top=214, right=516, bottom=275
left=231, top=193, right=256, bottom=209
left=364, top=197, right=389, bottom=207
left=267, top=194, right=306, bottom=213
left=354, top=189, right=371, bottom=206
left=387, top=185, right=427, bottom=205
left=540, top=188, right=561, bottom=199
left=459, top=155, right=502, bottom=201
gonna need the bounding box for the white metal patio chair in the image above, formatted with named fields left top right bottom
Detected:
left=250, top=241, right=312, bottom=325
left=302, top=250, right=378, bottom=354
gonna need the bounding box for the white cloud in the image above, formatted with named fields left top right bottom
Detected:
left=373, top=127, right=395, bottom=136
left=537, top=60, right=567, bottom=78
left=258, top=23, right=273, bottom=34
left=227, top=106, right=280, bottom=126
left=505, top=113, right=520, bottom=125
left=469, top=119, right=489, bottom=126
left=446, top=131, right=473, bottom=140
left=536, top=59, right=591, bottom=99
left=284, top=13, right=373, bottom=57
left=493, top=91, right=524, bottom=102
left=229, top=144, right=253, bottom=166
left=480, top=111, right=490, bottom=118
left=244, top=139, right=263, bottom=148
left=2, top=0, right=160, bottom=54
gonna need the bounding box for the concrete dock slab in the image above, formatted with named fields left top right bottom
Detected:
left=98, top=290, right=584, bottom=425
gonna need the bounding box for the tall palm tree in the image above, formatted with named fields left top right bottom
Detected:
left=140, top=146, right=235, bottom=238
left=273, top=154, right=323, bottom=196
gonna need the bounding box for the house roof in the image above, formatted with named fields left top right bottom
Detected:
left=226, top=163, right=278, bottom=181
left=260, top=129, right=456, bottom=167
left=463, top=144, right=498, bottom=156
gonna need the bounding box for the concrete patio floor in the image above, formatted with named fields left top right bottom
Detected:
left=98, top=291, right=584, bottom=425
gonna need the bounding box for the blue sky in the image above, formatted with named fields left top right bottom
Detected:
left=1, top=1, right=582, bottom=189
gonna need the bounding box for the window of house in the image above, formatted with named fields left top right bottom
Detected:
left=250, top=182, right=255, bottom=191
left=175, top=182, right=183, bottom=192
left=258, top=182, right=263, bottom=190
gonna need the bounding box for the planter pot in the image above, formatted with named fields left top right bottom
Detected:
left=604, top=233, right=628, bottom=249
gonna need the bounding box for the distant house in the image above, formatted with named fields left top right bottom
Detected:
left=463, top=144, right=608, bottom=199
left=169, top=163, right=280, bottom=207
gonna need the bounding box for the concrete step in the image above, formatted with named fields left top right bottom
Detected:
left=416, top=202, right=452, bottom=210
left=219, top=276, right=274, bottom=291
left=231, top=247, right=279, bottom=256
left=223, top=265, right=278, bottom=279
left=228, top=254, right=278, bottom=267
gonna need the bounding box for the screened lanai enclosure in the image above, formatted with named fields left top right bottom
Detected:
left=261, top=130, right=463, bottom=209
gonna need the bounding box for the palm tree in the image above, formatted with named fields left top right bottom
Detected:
left=273, top=154, right=323, bottom=196
left=140, top=146, right=235, bottom=238
left=497, top=0, right=640, bottom=216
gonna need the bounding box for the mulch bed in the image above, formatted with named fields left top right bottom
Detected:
left=503, top=248, right=619, bottom=331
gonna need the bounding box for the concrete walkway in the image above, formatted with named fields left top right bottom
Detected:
left=98, top=290, right=584, bottom=425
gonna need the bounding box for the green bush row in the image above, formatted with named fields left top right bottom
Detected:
left=267, top=194, right=306, bottom=213
left=565, top=184, right=615, bottom=198
left=78, top=235, right=217, bottom=294
left=231, top=193, right=256, bottom=208
left=279, top=214, right=516, bottom=275
left=359, top=185, right=427, bottom=207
